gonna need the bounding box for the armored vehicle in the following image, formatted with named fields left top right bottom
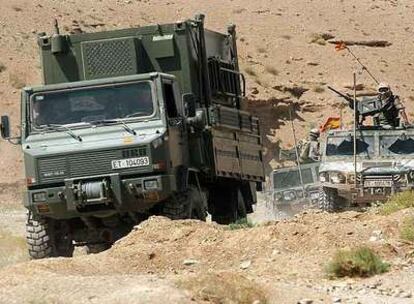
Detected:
left=0, top=15, right=265, bottom=258
left=318, top=127, right=414, bottom=211
left=270, top=162, right=320, bottom=213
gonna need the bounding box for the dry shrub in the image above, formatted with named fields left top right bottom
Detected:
left=312, top=86, right=325, bottom=93
left=0, top=63, right=6, bottom=73
left=257, top=47, right=267, bottom=53
left=0, top=229, right=28, bottom=269
left=326, top=247, right=390, bottom=278
left=400, top=216, right=414, bottom=242
left=228, top=218, right=255, bottom=230
left=280, top=35, right=292, bottom=40
left=265, top=66, right=279, bottom=76
left=244, top=67, right=256, bottom=76
left=177, top=272, right=267, bottom=304
left=309, top=33, right=327, bottom=45
left=9, top=73, right=26, bottom=89
left=379, top=191, right=414, bottom=215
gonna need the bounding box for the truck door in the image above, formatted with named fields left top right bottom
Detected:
left=162, top=79, right=188, bottom=172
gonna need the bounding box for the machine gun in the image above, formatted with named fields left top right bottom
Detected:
left=327, top=86, right=390, bottom=127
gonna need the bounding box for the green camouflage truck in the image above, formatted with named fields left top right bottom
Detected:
left=0, top=15, right=265, bottom=258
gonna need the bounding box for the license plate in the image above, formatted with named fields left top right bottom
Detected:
left=364, top=180, right=393, bottom=188
left=111, top=157, right=150, bottom=169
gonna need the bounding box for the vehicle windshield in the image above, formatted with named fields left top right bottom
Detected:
left=273, top=168, right=314, bottom=189
left=326, top=135, right=374, bottom=157
left=380, top=135, right=414, bottom=155
left=30, top=82, right=154, bottom=128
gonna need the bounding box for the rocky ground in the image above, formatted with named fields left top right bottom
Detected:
left=0, top=189, right=414, bottom=303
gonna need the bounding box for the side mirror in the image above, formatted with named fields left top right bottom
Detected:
left=183, top=93, right=196, bottom=118
left=0, top=115, right=10, bottom=139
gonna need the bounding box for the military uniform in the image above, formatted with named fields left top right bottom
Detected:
left=374, top=94, right=404, bottom=128
left=299, top=129, right=320, bottom=163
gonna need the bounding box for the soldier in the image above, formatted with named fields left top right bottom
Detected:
left=374, top=83, right=409, bottom=128
left=299, top=128, right=320, bottom=163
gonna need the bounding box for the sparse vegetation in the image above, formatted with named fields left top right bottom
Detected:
left=257, top=47, right=267, bottom=53
left=244, top=66, right=256, bottom=76
left=326, top=247, right=390, bottom=278
left=280, top=34, right=292, bottom=40
left=11, top=5, right=22, bottom=12
left=309, top=33, right=327, bottom=45
left=177, top=272, right=267, bottom=304
left=379, top=191, right=414, bottom=215
left=400, top=216, right=414, bottom=242
left=9, top=73, right=26, bottom=89
left=312, top=86, right=325, bottom=93
left=0, top=229, right=28, bottom=269
left=0, top=63, right=6, bottom=73
left=265, top=65, right=279, bottom=76
left=228, top=218, right=255, bottom=230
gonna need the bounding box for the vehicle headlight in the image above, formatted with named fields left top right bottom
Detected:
left=152, top=137, right=163, bottom=149
left=330, top=172, right=346, bottom=184
left=348, top=173, right=356, bottom=184
left=408, top=171, right=414, bottom=182
left=144, top=179, right=159, bottom=190
left=274, top=192, right=282, bottom=201
left=319, top=172, right=328, bottom=182
left=283, top=191, right=296, bottom=201
left=32, top=192, right=47, bottom=202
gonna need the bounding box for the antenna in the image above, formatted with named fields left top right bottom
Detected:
left=53, top=19, right=60, bottom=35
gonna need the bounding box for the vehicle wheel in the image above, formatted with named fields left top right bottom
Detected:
left=26, top=211, right=74, bottom=259
left=162, top=186, right=207, bottom=221
left=210, top=185, right=246, bottom=225
left=318, top=187, right=339, bottom=212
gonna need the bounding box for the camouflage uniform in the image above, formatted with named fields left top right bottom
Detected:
left=299, top=129, right=320, bottom=163
left=374, top=83, right=407, bottom=128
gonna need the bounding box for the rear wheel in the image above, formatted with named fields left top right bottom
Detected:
left=162, top=186, right=207, bottom=221
left=26, top=211, right=74, bottom=259
left=210, top=184, right=247, bottom=225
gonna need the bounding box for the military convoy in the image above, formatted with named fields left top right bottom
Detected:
left=318, top=127, right=414, bottom=211
left=0, top=15, right=265, bottom=258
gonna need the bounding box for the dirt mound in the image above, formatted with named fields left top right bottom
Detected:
left=9, top=209, right=413, bottom=279
left=1, top=209, right=414, bottom=303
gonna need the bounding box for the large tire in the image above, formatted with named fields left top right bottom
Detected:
left=26, top=211, right=74, bottom=259
left=211, top=185, right=246, bottom=225
left=162, top=186, right=207, bottom=221
left=318, top=187, right=339, bottom=212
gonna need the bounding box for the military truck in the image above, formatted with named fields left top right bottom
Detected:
left=318, top=127, right=414, bottom=211
left=270, top=162, right=320, bottom=214
left=0, top=15, right=265, bottom=258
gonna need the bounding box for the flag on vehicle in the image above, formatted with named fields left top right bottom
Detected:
left=335, top=41, right=347, bottom=51
left=320, top=117, right=341, bottom=132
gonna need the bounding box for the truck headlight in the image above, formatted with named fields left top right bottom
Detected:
left=330, top=172, right=346, bottom=184
left=319, top=172, right=328, bottom=182
left=32, top=192, right=47, bottom=202
left=283, top=191, right=296, bottom=201
left=347, top=174, right=355, bottom=184
left=144, top=179, right=159, bottom=190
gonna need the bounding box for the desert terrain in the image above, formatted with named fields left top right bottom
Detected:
left=1, top=0, right=414, bottom=303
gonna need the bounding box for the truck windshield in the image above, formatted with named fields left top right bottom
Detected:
left=380, top=135, right=414, bottom=155
left=273, top=168, right=314, bottom=189
left=326, top=136, right=374, bottom=157
left=30, top=82, right=154, bottom=128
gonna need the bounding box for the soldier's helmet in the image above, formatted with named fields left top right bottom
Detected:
left=309, top=128, right=320, bottom=140
left=378, top=82, right=392, bottom=99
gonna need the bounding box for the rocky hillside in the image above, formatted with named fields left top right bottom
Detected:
left=1, top=0, right=414, bottom=181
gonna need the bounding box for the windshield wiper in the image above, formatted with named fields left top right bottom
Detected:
left=40, top=124, right=82, bottom=142
left=89, top=120, right=137, bottom=136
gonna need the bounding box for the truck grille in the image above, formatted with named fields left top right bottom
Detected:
left=37, top=146, right=148, bottom=183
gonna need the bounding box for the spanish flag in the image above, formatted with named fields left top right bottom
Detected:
left=320, top=117, right=341, bottom=132
left=335, top=41, right=347, bottom=51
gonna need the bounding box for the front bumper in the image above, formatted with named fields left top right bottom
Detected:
left=24, top=173, right=176, bottom=219
left=323, top=182, right=414, bottom=203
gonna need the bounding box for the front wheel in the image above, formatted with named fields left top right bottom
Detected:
left=26, top=211, right=74, bottom=259
left=318, top=187, right=340, bottom=212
